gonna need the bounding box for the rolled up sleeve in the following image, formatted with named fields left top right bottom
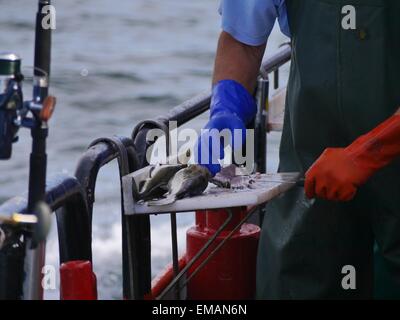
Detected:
left=219, top=0, right=278, bottom=46
left=219, top=0, right=290, bottom=46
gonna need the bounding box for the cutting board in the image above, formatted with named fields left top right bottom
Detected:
left=123, top=170, right=300, bottom=215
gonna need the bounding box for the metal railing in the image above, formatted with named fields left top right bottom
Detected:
left=0, top=45, right=291, bottom=300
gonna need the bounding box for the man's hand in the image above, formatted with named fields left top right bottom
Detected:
left=305, top=148, right=368, bottom=201
left=305, top=113, right=400, bottom=201
left=195, top=80, right=256, bottom=175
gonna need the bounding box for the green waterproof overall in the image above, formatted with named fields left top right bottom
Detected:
left=257, top=0, right=400, bottom=299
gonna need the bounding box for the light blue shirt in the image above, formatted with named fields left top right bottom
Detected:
left=219, top=0, right=290, bottom=46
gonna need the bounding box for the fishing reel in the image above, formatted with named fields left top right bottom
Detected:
left=0, top=52, right=56, bottom=160
left=0, top=53, right=25, bottom=159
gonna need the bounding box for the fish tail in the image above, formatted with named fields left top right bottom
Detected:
left=147, top=196, right=176, bottom=206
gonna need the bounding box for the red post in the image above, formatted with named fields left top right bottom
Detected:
left=60, top=260, right=97, bottom=300
left=186, top=207, right=260, bottom=299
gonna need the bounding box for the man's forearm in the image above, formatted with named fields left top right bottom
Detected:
left=212, top=31, right=266, bottom=93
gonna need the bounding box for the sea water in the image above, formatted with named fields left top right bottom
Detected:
left=0, top=0, right=288, bottom=299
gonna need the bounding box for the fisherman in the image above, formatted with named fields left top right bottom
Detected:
left=196, top=0, right=400, bottom=299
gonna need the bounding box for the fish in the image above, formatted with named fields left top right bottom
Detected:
left=138, top=163, right=186, bottom=200
left=147, top=164, right=211, bottom=206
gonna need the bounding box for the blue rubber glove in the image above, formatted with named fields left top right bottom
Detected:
left=195, top=80, right=257, bottom=176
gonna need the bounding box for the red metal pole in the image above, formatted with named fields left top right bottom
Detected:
left=186, top=207, right=260, bottom=300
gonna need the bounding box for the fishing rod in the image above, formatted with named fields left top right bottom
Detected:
left=0, top=0, right=55, bottom=299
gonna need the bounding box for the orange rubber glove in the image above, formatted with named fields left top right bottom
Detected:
left=305, top=114, right=400, bottom=201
